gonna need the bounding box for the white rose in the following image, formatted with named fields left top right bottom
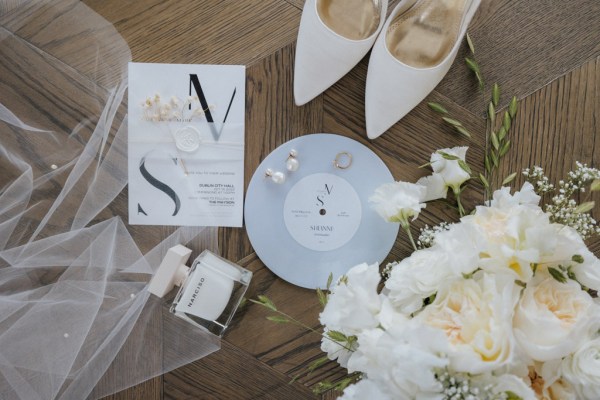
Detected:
left=369, top=182, right=426, bottom=224
left=416, top=173, right=447, bottom=201
left=430, top=146, right=470, bottom=192
left=384, top=237, right=478, bottom=315
left=338, top=378, right=393, bottom=400
left=561, top=337, right=600, bottom=399
left=319, top=262, right=383, bottom=334
left=417, top=273, right=521, bottom=374
left=513, top=277, right=594, bottom=361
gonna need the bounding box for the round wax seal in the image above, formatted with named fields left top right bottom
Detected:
left=174, top=126, right=202, bottom=152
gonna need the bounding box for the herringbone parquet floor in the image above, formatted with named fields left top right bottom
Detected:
left=1, top=0, right=600, bottom=399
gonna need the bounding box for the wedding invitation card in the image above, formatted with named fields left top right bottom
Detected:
left=128, top=62, right=245, bottom=227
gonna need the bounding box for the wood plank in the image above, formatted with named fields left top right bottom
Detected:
left=438, top=0, right=600, bottom=113
left=83, top=0, right=301, bottom=67
left=219, top=43, right=324, bottom=263
left=164, top=340, right=316, bottom=400
left=223, top=254, right=345, bottom=391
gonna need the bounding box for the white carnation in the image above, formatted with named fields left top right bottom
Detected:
left=369, top=181, right=426, bottom=224
left=319, top=263, right=383, bottom=334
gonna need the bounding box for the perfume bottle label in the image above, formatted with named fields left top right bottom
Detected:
left=283, top=173, right=362, bottom=252
left=174, top=266, right=234, bottom=321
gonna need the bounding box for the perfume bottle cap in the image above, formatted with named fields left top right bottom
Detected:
left=148, top=244, right=192, bottom=298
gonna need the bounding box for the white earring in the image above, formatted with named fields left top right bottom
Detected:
left=265, top=168, right=286, bottom=184
left=286, top=149, right=299, bottom=172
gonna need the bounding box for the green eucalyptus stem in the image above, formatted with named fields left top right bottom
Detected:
left=402, top=222, right=418, bottom=251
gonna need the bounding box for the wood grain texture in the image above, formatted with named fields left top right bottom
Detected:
left=2, top=0, right=600, bottom=399
left=438, top=0, right=600, bottom=113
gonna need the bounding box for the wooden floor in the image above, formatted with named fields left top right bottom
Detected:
left=1, top=0, right=600, bottom=399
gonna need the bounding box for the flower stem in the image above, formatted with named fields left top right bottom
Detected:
left=454, top=188, right=465, bottom=217
left=402, top=223, right=418, bottom=251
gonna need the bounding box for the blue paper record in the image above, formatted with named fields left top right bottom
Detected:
left=244, top=134, right=399, bottom=289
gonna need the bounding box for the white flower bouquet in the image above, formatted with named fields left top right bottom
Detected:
left=254, top=151, right=600, bottom=400
left=252, top=41, right=600, bottom=399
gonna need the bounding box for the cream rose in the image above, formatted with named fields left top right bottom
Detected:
left=513, top=277, right=594, bottom=361
left=417, top=273, right=520, bottom=374
left=561, top=337, right=600, bottom=399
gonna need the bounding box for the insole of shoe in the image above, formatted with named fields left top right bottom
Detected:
left=317, top=0, right=381, bottom=41
left=386, top=0, right=469, bottom=68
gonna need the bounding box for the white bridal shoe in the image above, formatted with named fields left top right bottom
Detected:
left=294, top=0, right=388, bottom=106
left=365, top=0, right=481, bottom=139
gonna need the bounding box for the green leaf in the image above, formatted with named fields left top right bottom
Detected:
left=572, top=254, right=585, bottom=263
left=458, top=160, right=472, bottom=175
left=509, top=96, right=518, bottom=118
left=257, top=295, right=277, bottom=311
left=500, top=140, right=511, bottom=157
left=313, top=381, right=335, bottom=395
left=575, top=201, right=595, bottom=214
left=437, top=151, right=461, bottom=161
left=326, top=273, right=333, bottom=291
left=591, top=179, right=600, bottom=192
left=428, top=102, right=449, bottom=114
left=503, top=111, right=511, bottom=132
left=479, top=173, right=490, bottom=188
left=419, top=161, right=434, bottom=168
left=549, top=267, right=567, bottom=283
left=498, top=126, right=507, bottom=141
left=488, top=102, right=496, bottom=125
left=485, top=154, right=492, bottom=174
left=492, top=83, right=500, bottom=106
left=316, top=288, right=327, bottom=308
left=442, top=117, right=464, bottom=128
left=505, top=391, right=523, bottom=400
left=491, top=151, right=499, bottom=167
left=465, top=57, right=480, bottom=74
left=466, top=32, right=475, bottom=54
left=502, top=172, right=518, bottom=185
left=267, top=315, right=290, bottom=324
left=455, top=125, right=472, bottom=138
left=308, top=355, right=330, bottom=373
left=491, top=131, right=500, bottom=150
left=327, top=330, right=349, bottom=342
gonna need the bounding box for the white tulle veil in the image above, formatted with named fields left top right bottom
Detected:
left=0, top=1, right=221, bottom=399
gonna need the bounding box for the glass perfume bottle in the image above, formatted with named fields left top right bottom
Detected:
left=148, top=245, right=251, bottom=336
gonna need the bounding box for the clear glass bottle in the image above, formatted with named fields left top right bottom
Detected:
left=171, top=250, right=251, bottom=336
left=148, top=245, right=251, bottom=337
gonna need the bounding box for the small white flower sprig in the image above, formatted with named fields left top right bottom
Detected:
left=141, top=93, right=214, bottom=122
left=524, top=162, right=600, bottom=239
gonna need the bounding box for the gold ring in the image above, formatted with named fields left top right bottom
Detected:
left=334, top=152, right=352, bottom=169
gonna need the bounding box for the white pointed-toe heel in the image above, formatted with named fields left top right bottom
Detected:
left=364, top=0, right=481, bottom=139
left=294, top=0, right=388, bottom=106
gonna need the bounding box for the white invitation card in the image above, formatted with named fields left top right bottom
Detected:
left=128, top=62, right=245, bottom=227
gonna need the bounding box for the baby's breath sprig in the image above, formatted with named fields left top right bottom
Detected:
left=524, top=163, right=600, bottom=239
left=417, top=222, right=451, bottom=249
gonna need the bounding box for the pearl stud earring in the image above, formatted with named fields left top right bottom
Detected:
left=286, top=149, right=299, bottom=172
left=265, top=168, right=286, bottom=184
